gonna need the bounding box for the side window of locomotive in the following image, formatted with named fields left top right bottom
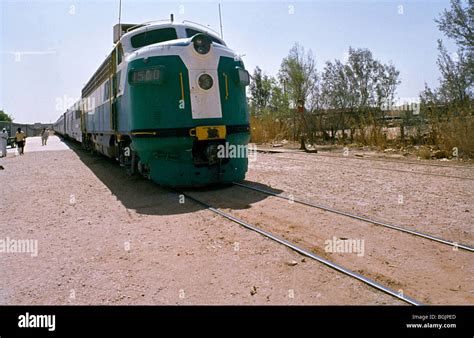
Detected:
left=130, top=28, right=178, bottom=48
left=104, top=80, right=110, bottom=101
left=185, top=28, right=223, bottom=45
left=117, top=44, right=123, bottom=65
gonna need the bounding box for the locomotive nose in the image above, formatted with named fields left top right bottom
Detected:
left=191, top=34, right=212, bottom=55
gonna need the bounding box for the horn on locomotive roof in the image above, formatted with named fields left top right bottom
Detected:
left=118, top=0, right=122, bottom=37
left=218, top=3, right=223, bottom=39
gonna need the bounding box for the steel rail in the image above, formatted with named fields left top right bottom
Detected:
left=257, top=151, right=474, bottom=181
left=175, top=189, right=423, bottom=306
left=234, top=182, right=474, bottom=253
left=313, top=152, right=474, bottom=170
left=256, top=148, right=474, bottom=170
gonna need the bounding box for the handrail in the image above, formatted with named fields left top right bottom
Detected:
left=223, top=73, right=229, bottom=100
left=182, top=20, right=220, bottom=36
left=121, top=19, right=222, bottom=41
left=125, top=19, right=171, bottom=33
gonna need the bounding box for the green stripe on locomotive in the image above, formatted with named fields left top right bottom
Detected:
left=122, top=55, right=250, bottom=186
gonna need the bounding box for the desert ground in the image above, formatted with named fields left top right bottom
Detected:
left=0, top=136, right=472, bottom=305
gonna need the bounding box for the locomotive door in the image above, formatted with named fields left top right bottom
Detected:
left=80, top=99, right=86, bottom=134
left=110, top=43, right=123, bottom=132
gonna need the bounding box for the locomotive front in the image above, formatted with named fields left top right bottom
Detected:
left=120, top=24, right=250, bottom=186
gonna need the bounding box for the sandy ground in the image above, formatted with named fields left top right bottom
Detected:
left=0, top=136, right=472, bottom=305
left=248, top=148, right=474, bottom=246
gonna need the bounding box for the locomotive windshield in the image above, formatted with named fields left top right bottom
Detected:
left=130, top=28, right=178, bottom=48
left=185, top=28, right=224, bottom=45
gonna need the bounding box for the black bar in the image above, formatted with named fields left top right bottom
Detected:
left=0, top=306, right=471, bottom=337
left=131, top=124, right=250, bottom=138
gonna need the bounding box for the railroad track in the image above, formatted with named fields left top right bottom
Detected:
left=234, top=182, right=474, bottom=253
left=314, top=152, right=474, bottom=169
left=257, top=148, right=474, bottom=170
left=68, top=141, right=468, bottom=305
left=173, top=188, right=422, bottom=306
left=256, top=151, right=474, bottom=181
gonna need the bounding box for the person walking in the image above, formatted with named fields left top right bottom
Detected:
left=41, top=128, right=49, bottom=146
left=0, top=128, right=7, bottom=157
left=15, top=128, right=26, bottom=155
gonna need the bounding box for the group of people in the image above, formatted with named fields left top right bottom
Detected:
left=0, top=127, right=49, bottom=157
left=0, top=128, right=26, bottom=156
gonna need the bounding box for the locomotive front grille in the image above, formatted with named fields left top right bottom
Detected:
left=192, top=139, right=229, bottom=167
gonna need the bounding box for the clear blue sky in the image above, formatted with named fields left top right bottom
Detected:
left=0, top=0, right=456, bottom=123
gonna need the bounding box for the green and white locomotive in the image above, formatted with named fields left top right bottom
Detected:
left=54, top=19, right=251, bottom=186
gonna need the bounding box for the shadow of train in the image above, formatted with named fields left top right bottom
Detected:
left=65, top=138, right=281, bottom=216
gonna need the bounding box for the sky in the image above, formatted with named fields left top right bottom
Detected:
left=0, top=0, right=457, bottom=124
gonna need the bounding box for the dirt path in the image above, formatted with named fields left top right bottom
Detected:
left=247, top=151, right=474, bottom=246
left=0, top=136, right=472, bottom=305
left=186, top=186, right=473, bottom=305
left=0, top=136, right=401, bottom=305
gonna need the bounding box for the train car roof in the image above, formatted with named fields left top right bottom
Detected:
left=119, top=21, right=226, bottom=50
left=82, top=20, right=229, bottom=99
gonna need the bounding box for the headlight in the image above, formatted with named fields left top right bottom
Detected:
left=234, top=67, right=250, bottom=86
left=129, top=66, right=165, bottom=85
left=192, top=34, right=211, bottom=55
left=198, top=73, right=213, bottom=90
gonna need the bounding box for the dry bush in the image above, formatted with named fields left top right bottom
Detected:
left=417, top=147, right=432, bottom=159
left=250, top=114, right=291, bottom=143
left=346, top=122, right=388, bottom=149
left=251, top=107, right=473, bottom=158
left=436, top=115, right=474, bottom=158
left=368, top=126, right=388, bottom=149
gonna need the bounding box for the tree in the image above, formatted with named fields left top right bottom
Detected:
left=278, top=43, right=320, bottom=143
left=436, top=40, right=472, bottom=105
left=419, top=0, right=473, bottom=155
left=0, top=110, right=13, bottom=122
left=322, top=59, right=351, bottom=110
left=345, top=47, right=379, bottom=110
left=278, top=43, right=319, bottom=109
left=321, top=47, right=400, bottom=142
left=268, top=82, right=290, bottom=117
left=321, top=59, right=353, bottom=140
left=420, top=83, right=440, bottom=103
left=374, top=62, right=400, bottom=109
left=435, top=0, right=473, bottom=50
left=249, top=66, right=274, bottom=115
left=422, top=0, right=473, bottom=109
